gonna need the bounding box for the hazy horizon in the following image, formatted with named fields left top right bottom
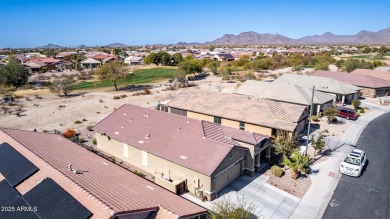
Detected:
left=1, top=0, right=389, bottom=48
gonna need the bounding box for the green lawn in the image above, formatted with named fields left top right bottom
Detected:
left=72, top=68, right=177, bottom=90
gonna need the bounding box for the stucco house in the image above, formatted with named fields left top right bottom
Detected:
left=234, top=80, right=335, bottom=115
left=313, top=70, right=390, bottom=98
left=273, top=74, right=361, bottom=104
left=164, top=89, right=309, bottom=136
left=352, top=68, right=390, bottom=82
left=124, top=56, right=144, bottom=65
left=0, top=128, right=206, bottom=219
left=213, top=53, right=235, bottom=62
left=80, top=58, right=101, bottom=69
left=93, top=104, right=271, bottom=201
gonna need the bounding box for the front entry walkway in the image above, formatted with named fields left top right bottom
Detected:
left=182, top=173, right=300, bottom=219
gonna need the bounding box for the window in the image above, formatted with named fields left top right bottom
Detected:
left=122, top=143, right=129, bottom=158
left=239, top=122, right=245, bottom=130
left=170, top=108, right=187, bottom=116
left=141, top=151, right=148, bottom=166
left=214, top=116, right=222, bottom=124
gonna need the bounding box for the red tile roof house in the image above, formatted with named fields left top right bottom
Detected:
left=313, top=70, right=390, bottom=98
left=93, top=104, right=271, bottom=201
left=25, top=57, right=69, bottom=73
left=352, top=68, right=390, bottom=83
left=0, top=128, right=207, bottom=219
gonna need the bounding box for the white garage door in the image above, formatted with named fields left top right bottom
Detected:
left=215, top=161, right=241, bottom=193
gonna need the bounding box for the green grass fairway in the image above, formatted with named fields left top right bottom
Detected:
left=72, top=68, right=176, bottom=90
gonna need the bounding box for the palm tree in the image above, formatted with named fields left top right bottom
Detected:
left=282, top=152, right=310, bottom=180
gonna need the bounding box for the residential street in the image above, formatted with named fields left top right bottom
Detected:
left=323, top=112, right=390, bottom=219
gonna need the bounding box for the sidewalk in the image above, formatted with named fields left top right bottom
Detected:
left=290, top=109, right=388, bottom=219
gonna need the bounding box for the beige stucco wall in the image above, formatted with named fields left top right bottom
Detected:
left=187, top=111, right=214, bottom=122
left=96, top=133, right=246, bottom=200
left=360, top=87, right=376, bottom=98
left=245, top=123, right=273, bottom=136
left=221, top=118, right=240, bottom=129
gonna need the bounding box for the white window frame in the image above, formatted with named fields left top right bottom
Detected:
left=141, top=150, right=148, bottom=166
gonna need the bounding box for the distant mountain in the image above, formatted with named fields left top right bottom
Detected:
left=207, top=27, right=390, bottom=45
left=37, top=43, right=64, bottom=49
left=210, top=31, right=296, bottom=45
left=106, top=43, right=129, bottom=48
left=77, top=44, right=88, bottom=49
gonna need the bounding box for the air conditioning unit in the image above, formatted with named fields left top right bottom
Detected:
left=193, top=177, right=200, bottom=189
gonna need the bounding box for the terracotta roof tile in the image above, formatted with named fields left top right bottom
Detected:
left=352, top=68, right=390, bottom=82
left=313, top=70, right=390, bottom=88
left=0, top=128, right=206, bottom=218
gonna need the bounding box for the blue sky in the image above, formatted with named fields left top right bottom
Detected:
left=0, top=0, right=389, bottom=48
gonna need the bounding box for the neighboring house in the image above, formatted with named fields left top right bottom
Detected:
left=94, top=104, right=271, bottom=201
left=375, top=66, right=390, bottom=72
left=23, top=61, right=47, bottom=73
left=273, top=74, right=361, bottom=104
left=26, top=57, right=68, bottom=72
left=0, top=128, right=207, bottom=219
left=352, top=68, right=390, bottom=82
left=313, top=70, right=390, bottom=98
left=124, top=56, right=144, bottom=65
left=213, top=53, right=235, bottom=62
left=165, top=89, right=309, bottom=136
left=102, top=56, right=115, bottom=64
left=234, top=80, right=335, bottom=115
left=56, top=51, right=77, bottom=60
left=80, top=58, right=101, bottom=69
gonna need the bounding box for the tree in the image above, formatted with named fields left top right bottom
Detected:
left=310, top=130, right=329, bottom=155
left=272, top=130, right=299, bottom=157
left=324, top=107, right=338, bottom=124
left=209, top=196, right=257, bottom=219
left=178, top=60, right=203, bottom=76
left=172, top=53, right=184, bottom=65
left=342, top=58, right=373, bottom=72
left=113, top=48, right=121, bottom=56
left=49, top=77, right=74, bottom=96
left=95, top=62, right=128, bottom=91
left=0, top=57, right=29, bottom=87
left=352, top=99, right=361, bottom=110
left=144, top=51, right=173, bottom=66
left=281, top=152, right=310, bottom=179
left=207, top=61, right=220, bottom=75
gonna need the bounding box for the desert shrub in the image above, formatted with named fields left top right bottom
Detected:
left=77, top=137, right=87, bottom=143
left=360, top=108, right=365, bottom=113
left=86, top=126, right=94, bottom=131
left=271, top=165, right=284, bottom=177
left=74, top=120, right=82, bottom=124
left=82, top=118, right=87, bottom=121
left=92, top=138, right=97, bottom=145
left=113, top=95, right=121, bottom=100
left=42, top=130, right=49, bottom=133
left=352, top=99, right=361, bottom=110
left=63, top=129, right=76, bottom=138
left=311, top=115, right=319, bottom=121
left=12, top=94, right=24, bottom=99
left=133, top=170, right=145, bottom=177
left=144, top=89, right=151, bottom=95
left=120, top=94, right=127, bottom=98
left=25, top=96, right=31, bottom=101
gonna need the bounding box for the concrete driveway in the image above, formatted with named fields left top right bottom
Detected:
left=213, top=173, right=300, bottom=219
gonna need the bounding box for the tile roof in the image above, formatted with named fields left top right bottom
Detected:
left=234, top=80, right=335, bottom=106
left=166, top=89, right=307, bottom=132
left=80, top=58, right=101, bottom=64
left=352, top=68, right=390, bottom=82
left=94, top=104, right=265, bottom=176
left=273, top=74, right=361, bottom=95
left=0, top=128, right=206, bottom=218
left=313, top=70, right=390, bottom=88
left=28, top=57, right=60, bottom=64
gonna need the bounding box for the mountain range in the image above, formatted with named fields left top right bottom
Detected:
left=209, top=27, right=390, bottom=45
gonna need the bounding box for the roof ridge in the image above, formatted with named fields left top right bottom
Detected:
left=264, top=99, right=294, bottom=122
left=295, top=85, right=311, bottom=103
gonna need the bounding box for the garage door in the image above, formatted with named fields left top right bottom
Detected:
left=376, top=89, right=387, bottom=97
left=215, top=160, right=242, bottom=193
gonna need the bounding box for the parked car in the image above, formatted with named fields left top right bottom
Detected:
left=340, top=149, right=367, bottom=177
left=337, top=106, right=357, bottom=120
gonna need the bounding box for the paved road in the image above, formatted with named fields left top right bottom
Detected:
left=323, top=112, right=390, bottom=219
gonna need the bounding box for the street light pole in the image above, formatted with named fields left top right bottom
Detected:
left=305, top=86, right=315, bottom=156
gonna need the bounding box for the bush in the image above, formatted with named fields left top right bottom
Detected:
left=144, top=89, right=151, bottom=95
left=271, top=165, right=284, bottom=177
left=63, top=129, right=76, bottom=138
left=92, top=138, right=97, bottom=145
left=113, top=95, right=121, bottom=100
left=360, top=108, right=365, bottom=113
left=82, top=118, right=87, bottom=121
left=86, top=126, right=94, bottom=131
left=120, top=94, right=127, bottom=98
left=74, top=120, right=82, bottom=124
left=352, top=99, right=361, bottom=110
left=311, top=115, right=319, bottom=121
left=133, top=170, right=145, bottom=177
